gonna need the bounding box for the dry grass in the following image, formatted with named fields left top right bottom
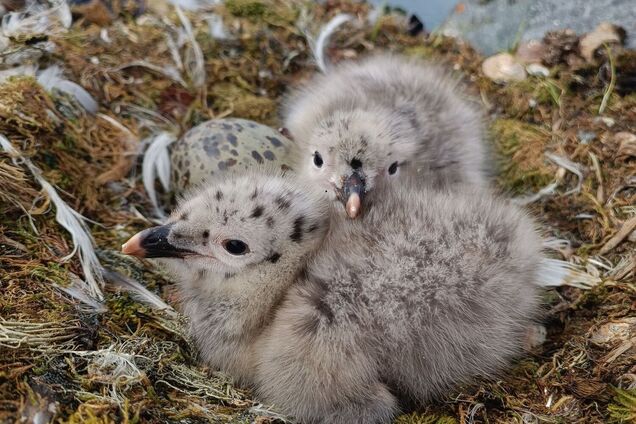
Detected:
left=0, top=1, right=634, bottom=423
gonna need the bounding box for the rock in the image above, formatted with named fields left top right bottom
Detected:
left=482, top=53, right=527, bottom=83
left=515, top=40, right=546, bottom=64
left=438, top=0, right=636, bottom=56
left=615, top=131, right=636, bottom=159
left=590, top=318, right=636, bottom=346
left=170, top=118, right=294, bottom=195
left=526, top=63, right=550, bottom=77
left=579, top=22, right=626, bottom=63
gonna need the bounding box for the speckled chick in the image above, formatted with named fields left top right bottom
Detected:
left=122, top=169, right=543, bottom=423
left=283, top=53, right=488, bottom=218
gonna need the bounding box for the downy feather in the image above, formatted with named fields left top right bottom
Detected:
left=0, top=134, right=104, bottom=300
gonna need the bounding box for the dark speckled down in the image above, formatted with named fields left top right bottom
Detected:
left=170, top=118, right=294, bottom=194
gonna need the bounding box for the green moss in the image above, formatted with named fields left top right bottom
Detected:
left=210, top=83, right=277, bottom=124
left=224, top=0, right=297, bottom=25
left=490, top=119, right=554, bottom=194
left=225, top=0, right=267, bottom=17
left=608, top=388, right=636, bottom=423
left=30, top=262, right=69, bottom=286
left=404, top=45, right=439, bottom=60
left=395, top=412, right=458, bottom=424
left=106, top=292, right=152, bottom=324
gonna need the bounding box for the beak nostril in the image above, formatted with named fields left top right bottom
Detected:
left=350, top=158, right=362, bottom=170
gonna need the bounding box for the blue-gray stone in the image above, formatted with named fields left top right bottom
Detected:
left=373, top=0, right=635, bottom=56
left=440, top=0, right=635, bottom=55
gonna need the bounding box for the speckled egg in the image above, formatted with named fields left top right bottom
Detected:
left=170, top=118, right=294, bottom=194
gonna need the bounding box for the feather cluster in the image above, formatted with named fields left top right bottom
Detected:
left=0, top=134, right=104, bottom=301
left=1, top=0, right=71, bottom=37
left=537, top=258, right=601, bottom=289
left=141, top=131, right=178, bottom=219
left=37, top=65, right=99, bottom=113
left=0, top=64, right=98, bottom=113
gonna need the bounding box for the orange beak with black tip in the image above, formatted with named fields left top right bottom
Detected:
left=340, top=171, right=366, bottom=219
left=122, top=224, right=196, bottom=259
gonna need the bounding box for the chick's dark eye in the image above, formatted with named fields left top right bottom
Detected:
left=223, top=239, right=249, bottom=255
left=388, top=161, right=399, bottom=175
left=313, top=151, right=323, bottom=168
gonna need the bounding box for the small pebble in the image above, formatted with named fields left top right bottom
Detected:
left=579, top=22, right=625, bottom=63
left=482, top=53, right=527, bottom=83
left=526, top=63, right=550, bottom=77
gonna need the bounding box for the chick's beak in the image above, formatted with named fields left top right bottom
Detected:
left=122, top=224, right=195, bottom=259
left=341, top=172, right=366, bottom=219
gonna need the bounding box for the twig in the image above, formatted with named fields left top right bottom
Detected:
left=598, top=44, right=616, bottom=115
left=588, top=151, right=604, bottom=203
left=599, top=216, right=636, bottom=255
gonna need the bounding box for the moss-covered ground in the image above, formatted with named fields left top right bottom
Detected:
left=0, top=1, right=634, bottom=422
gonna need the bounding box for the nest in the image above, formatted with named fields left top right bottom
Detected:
left=0, top=1, right=634, bottom=422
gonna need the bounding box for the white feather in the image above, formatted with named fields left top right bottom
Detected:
left=37, top=66, right=98, bottom=114
left=0, top=34, right=9, bottom=52
left=0, top=134, right=104, bottom=300
left=97, top=113, right=137, bottom=144
left=1, top=0, right=71, bottom=37
left=123, top=104, right=177, bottom=129
left=117, top=60, right=186, bottom=87
left=310, top=13, right=353, bottom=73
left=537, top=258, right=601, bottom=289
left=542, top=238, right=571, bottom=251
left=167, top=0, right=220, bottom=10
left=141, top=131, right=177, bottom=219
left=103, top=269, right=177, bottom=316
left=512, top=181, right=559, bottom=205
left=545, top=152, right=585, bottom=195
left=175, top=6, right=206, bottom=88
left=57, top=0, right=72, bottom=28
left=165, top=33, right=184, bottom=71
left=100, top=28, right=112, bottom=43
left=0, top=64, right=36, bottom=83
left=59, top=273, right=107, bottom=313
left=205, top=13, right=229, bottom=40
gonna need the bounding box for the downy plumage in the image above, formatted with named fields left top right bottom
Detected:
left=123, top=169, right=545, bottom=423
left=283, top=54, right=488, bottom=218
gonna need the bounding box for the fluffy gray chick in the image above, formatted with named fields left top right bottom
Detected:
left=123, top=170, right=543, bottom=423
left=283, top=53, right=488, bottom=218
left=123, top=169, right=330, bottom=384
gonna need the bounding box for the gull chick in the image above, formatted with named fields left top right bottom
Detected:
left=283, top=53, right=488, bottom=218
left=123, top=170, right=543, bottom=423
